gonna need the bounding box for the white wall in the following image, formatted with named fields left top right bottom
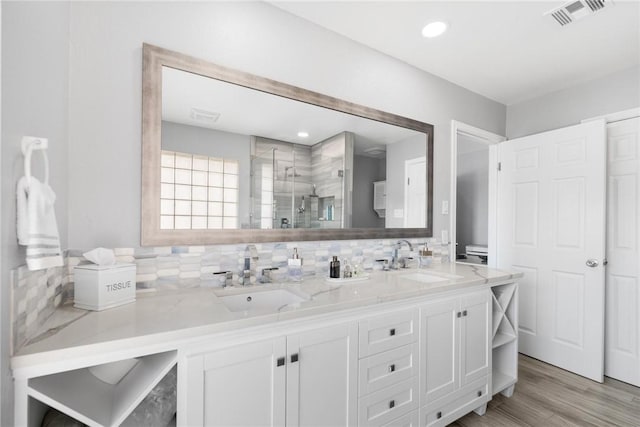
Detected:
left=1, top=3, right=70, bottom=423
left=64, top=1, right=505, bottom=249
left=506, top=66, right=640, bottom=138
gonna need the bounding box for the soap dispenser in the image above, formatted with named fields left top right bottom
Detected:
left=288, top=248, right=303, bottom=282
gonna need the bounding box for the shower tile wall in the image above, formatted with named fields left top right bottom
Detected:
left=251, top=137, right=312, bottom=229
left=311, top=132, right=354, bottom=228
left=11, top=237, right=444, bottom=353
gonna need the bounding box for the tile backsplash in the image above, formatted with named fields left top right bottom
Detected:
left=11, top=238, right=445, bottom=353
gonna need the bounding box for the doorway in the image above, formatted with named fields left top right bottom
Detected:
left=450, top=121, right=505, bottom=267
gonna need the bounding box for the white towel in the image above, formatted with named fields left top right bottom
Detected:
left=16, top=176, right=64, bottom=270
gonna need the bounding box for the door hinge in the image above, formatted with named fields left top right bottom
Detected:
left=497, top=162, right=502, bottom=171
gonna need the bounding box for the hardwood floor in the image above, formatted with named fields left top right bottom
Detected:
left=451, top=354, right=640, bottom=427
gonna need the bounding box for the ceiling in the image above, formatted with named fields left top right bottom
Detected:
left=271, top=1, right=640, bottom=105
left=162, top=67, right=423, bottom=156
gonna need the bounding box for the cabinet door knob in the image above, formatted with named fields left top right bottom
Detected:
left=477, top=390, right=482, bottom=397
left=290, top=353, right=299, bottom=363
left=276, top=357, right=285, bottom=367
left=389, top=328, right=396, bottom=336
left=389, top=400, right=395, bottom=409
left=388, top=364, right=396, bottom=373
left=457, top=312, right=461, bottom=318
left=462, top=310, right=468, bottom=317
left=437, top=411, right=442, bottom=419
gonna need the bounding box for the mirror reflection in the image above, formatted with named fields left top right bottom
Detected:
left=160, top=67, right=427, bottom=231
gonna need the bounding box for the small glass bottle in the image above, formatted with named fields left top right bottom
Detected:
left=329, top=256, right=340, bottom=278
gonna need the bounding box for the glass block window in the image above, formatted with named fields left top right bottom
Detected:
left=160, top=150, right=239, bottom=230
left=260, top=162, right=274, bottom=229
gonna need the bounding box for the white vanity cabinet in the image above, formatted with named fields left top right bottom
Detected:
left=357, top=308, right=420, bottom=426
left=418, top=290, right=491, bottom=427
left=181, top=321, right=358, bottom=427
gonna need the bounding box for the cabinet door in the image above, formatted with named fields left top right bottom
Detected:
left=420, top=298, right=459, bottom=404
left=460, top=291, right=491, bottom=386
left=286, top=322, right=358, bottom=427
left=194, top=338, right=286, bottom=427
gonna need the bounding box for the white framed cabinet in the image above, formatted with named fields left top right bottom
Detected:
left=182, top=322, right=358, bottom=427
left=418, top=290, right=491, bottom=426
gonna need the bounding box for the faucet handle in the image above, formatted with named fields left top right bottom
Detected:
left=261, top=267, right=279, bottom=283
left=213, top=271, right=233, bottom=288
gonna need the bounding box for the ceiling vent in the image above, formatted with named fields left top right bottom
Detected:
left=190, top=108, right=220, bottom=123
left=545, top=0, right=613, bottom=26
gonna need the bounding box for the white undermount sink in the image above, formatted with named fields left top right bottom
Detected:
left=219, top=288, right=308, bottom=312
left=400, top=272, right=464, bottom=284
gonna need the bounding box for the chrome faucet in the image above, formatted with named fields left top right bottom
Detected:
left=392, top=240, right=414, bottom=269
left=241, top=244, right=259, bottom=285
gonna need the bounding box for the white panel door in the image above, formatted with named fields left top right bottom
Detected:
left=199, top=338, right=287, bottom=426
left=497, top=120, right=607, bottom=381
left=405, top=157, right=426, bottom=227
left=286, top=322, right=358, bottom=427
left=419, top=297, right=459, bottom=403
left=460, top=291, right=491, bottom=386
left=605, top=117, right=640, bottom=386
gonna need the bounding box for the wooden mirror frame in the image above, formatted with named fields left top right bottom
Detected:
left=141, top=43, right=434, bottom=245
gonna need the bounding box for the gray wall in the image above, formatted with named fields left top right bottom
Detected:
left=1, top=3, right=70, bottom=424
left=385, top=134, right=427, bottom=228
left=161, top=121, right=251, bottom=227
left=353, top=155, right=386, bottom=228
left=506, top=66, right=640, bottom=138
left=456, top=148, right=489, bottom=255
left=60, top=1, right=505, bottom=249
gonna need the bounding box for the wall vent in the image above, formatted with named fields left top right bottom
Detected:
left=190, top=108, right=220, bottom=123
left=545, top=0, right=613, bottom=26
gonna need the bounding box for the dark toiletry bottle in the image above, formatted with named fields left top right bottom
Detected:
left=330, top=256, right=341, bottom=278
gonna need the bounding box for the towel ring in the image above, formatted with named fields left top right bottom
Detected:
left=22, top=136, right=49, bottom=186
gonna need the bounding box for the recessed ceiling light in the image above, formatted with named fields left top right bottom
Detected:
left=422, top=21, right=448, bottom=38
left=297, top=131, right=309, bottom=138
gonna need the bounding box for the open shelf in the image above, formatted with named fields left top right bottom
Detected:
left=490, top=282, right=518, bottom=397
left=492, top=332, right=516, bottom=349
left=492, top=370, right=517, bottom=395
left=28, top=351, right=177, bottom=427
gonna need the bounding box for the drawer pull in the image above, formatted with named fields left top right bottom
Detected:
left=388, top=364, right=396, bottom=373
left=463, top=310, right=468, bottom=317
left=389, top=328, right=396, bottom=336
left=457, top=312, right=461, bottom=318
left=436, top=411, right=442, bottom=419
left=389, top=400, right=395, bottom=409
left=276, top=357, right=285, bottom=367
left=290, top=353, right=299, bottom=363
left=477, top=390, right=482, bottom=397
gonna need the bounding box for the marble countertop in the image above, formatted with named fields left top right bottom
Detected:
left=12, top=263, right=521, bottom=375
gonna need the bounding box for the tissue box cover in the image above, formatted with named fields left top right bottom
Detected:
left=74, top=263, right=136, bottom=311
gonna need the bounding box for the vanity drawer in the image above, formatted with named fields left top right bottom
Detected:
left=359, top=308, right=418, bottom=358
left=359, top=343, right=418, bottom=396
left=381, top=409, right=418, bottom=427
left=419, top=378, right=489, bottom=427
left=358, top=377, right=419, bottom=427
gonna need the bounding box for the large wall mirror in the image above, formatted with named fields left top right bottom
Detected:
left=142, top=44, right=434, bottom=245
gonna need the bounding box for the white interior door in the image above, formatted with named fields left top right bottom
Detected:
left=605, top=116, right=640, bottom=386
left=404, top=157, right=426, bottom=227
left=497, top=120, right=607, bottom=382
